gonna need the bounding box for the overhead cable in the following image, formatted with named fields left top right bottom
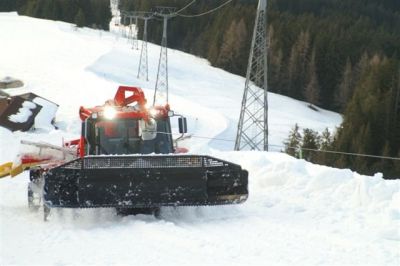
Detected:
left=174, top=0, right=197, bottom=15
left=150, top=131, right=400, bottom=161
left=177, top=0, right=234, bottom=18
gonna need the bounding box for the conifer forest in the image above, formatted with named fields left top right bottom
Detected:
left=1, top=0, right=399, bottom=178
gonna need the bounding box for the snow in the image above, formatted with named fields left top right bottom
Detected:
left=32, top=97, right=58, bottom=130
left=8, top=101, right=36, bottom=123
left=0, top=12, right=399, bottom=266
left=1, top=76, right=18, bottom=83
left=6, top=96, right=57, bottom=128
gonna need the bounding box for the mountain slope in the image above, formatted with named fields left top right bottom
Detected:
left=0, top=13, right=398, bottom=266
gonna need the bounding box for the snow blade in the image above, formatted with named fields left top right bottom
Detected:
left=0, top=162, right=13, bottom=178
left=44, top=155, right=248, bottom=208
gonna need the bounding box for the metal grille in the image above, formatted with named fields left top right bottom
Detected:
left=63, top=159, right=82, bottom=169
left=61, top=155, right=231, bottom=170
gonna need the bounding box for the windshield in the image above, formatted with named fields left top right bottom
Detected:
left=95, top=119, right=140, bottom=155
left=86, top=117, right=174, bottom=155
left=141, top=119, right=174, bottom=154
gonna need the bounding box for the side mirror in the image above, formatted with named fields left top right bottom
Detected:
left=139, top=118, right=157, bottom=140
left=178, top=117, right=187, bottom=134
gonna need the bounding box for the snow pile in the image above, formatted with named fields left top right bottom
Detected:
left=32, top=97, right=58, bottom=130
left=1, top=151, right=399, bottom=266
left=217, top=151, right=400, bottom=230
left=8, top=101, right=36, bottom=123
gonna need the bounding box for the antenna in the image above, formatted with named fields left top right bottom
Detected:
left=153, top=6, right=177, bottom=106
left=235, top=0, right=269, bottom=151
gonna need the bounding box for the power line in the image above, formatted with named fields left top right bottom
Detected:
left=177, top=0, right=234, bottom=18
left=149, top=131, right=400, bottom=161
left=274, top=145, right=400, bottom=161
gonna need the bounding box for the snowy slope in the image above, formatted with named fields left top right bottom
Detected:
left=0, top=13, right=399, bottom=266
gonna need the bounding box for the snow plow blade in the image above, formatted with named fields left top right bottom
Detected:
left=43, top=155, right=248, bottom=208
left=0, top=162, right=25, bottom=178
left=0, top=162, right=13, bottom=178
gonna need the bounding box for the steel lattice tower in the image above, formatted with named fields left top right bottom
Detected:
left=110, top=0, right=119, bottom=16
left=131, top=17, right=139, bottom=50
left=137, top=13, right=153, bottom=81
left=128, top=16, right=133, bottom=43
left=153, top=7, right=176, bottom=106
left=127, top=16, right=139, bottom=49
left=120, top=13, right=127, bottom=37
left=235, top=0, right=268, bottom=151
left=122, top=11, right=140, bottom=49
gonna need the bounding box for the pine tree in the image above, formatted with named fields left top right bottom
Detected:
left=58, top=0, right=76, bottom=22
left=0, top=0, right=17, bottom=11
left=288, top=30, right=310, bottom=99
left=353, top=123, right=372, bottom=174
left=373, top=141, right=394, bottom=178
left=353, top=52, right=370, bottom=85
left=393, top=69, right=400, bottom=151
left=320, top=128, right=333, bottom=150
left=217, top=18, right=247, bottom=73
left=335, top=58, right=353, bottom=111
left=304, top=48, right=320, bottom=107
left=301, top=128, right=320, bottom=162
left=268, top=25, right=284, bottom=93
left=217, top=20, right=237, bottom=67
left=331, top=56, right=400, bottom=177
left=316, top=128, right=334, bottom=165
left=284, top=124, right=302, bottom=158
left=393, top=151, right=400, bottom=179
left=74, top=8, right=85, bottom=28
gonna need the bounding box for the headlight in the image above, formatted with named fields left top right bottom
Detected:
left=149, top=108, right=159, bottom=118
left=104, top=106, right=117, bottom=119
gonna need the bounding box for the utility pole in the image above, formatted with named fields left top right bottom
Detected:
left=153, top=7, right=176, bottom=106
left=137, top=12, right=154, bottom=81
left=235, top=0, right=269, bottom=151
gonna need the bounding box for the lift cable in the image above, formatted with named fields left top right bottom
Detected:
left=177, top=0, right=234, bottom=18
left=173, top=0, right=197, bottom=15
